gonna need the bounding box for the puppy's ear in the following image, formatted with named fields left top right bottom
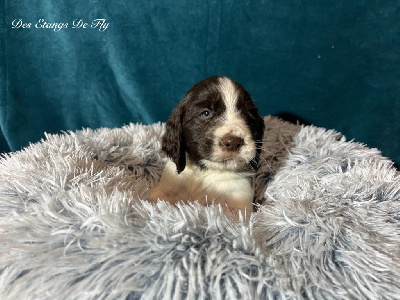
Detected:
left=162, top=102, right=186, bottom=173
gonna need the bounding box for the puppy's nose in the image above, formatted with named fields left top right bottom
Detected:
left=220, top=134, right=244, bottom=152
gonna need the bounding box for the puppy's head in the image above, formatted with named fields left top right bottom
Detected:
left=162, top=76, right=264, bottom=174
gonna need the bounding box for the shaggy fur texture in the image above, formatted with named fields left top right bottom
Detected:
left=0, top=117, right=399, bottom=299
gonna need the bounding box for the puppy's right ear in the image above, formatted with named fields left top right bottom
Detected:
left=162, top=102, right=186, bottom=174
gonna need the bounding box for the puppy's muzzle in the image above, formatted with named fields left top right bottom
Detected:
left=219, top=134, right=245, bottom=152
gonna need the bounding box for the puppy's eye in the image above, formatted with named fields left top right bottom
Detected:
left=200, top=109, right=212, bottom=118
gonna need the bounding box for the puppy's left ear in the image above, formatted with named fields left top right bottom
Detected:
left=250, top=114, right=265, bottom=171
left=162, top=102, right=186, bottom=173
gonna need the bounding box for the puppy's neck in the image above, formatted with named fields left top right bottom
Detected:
left=184, top=154, right=254, bottom=177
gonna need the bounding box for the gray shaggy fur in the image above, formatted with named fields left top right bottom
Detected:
left=0, top=117, right=399, bottom=299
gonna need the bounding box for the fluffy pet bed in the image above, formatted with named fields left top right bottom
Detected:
left=0, top=116, right=399, bottom=299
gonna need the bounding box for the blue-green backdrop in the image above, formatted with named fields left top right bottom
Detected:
left=1, top=1, right=399, bottom=166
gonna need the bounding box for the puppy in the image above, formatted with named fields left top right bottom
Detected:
left=150, top=76, right=264, bottom=214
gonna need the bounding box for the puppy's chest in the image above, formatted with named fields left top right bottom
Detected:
left=151, top=160, right=254, bottom=209
left=186, top=167, right=253, bottom=198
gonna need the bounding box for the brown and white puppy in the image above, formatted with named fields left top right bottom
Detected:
left=150, top=76, right=264, bottom=214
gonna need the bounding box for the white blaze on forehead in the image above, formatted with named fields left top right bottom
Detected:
left=205, top=77, right=256, bottom=171
left=218, top=77, right=239, bottom=114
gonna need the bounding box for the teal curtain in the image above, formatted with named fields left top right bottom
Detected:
left=1, top=1, right=399, bottom=165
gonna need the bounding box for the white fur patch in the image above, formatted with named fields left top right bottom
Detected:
left=150, top=158, right=254, bottom=213
left=218, top=76, right=239, bottom=113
